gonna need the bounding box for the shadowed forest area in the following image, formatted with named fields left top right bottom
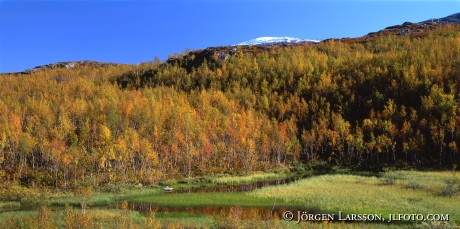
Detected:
left=1, top=24, right=460, bottom=192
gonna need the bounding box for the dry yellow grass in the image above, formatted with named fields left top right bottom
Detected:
left=250, top=171, right=460, bottom=223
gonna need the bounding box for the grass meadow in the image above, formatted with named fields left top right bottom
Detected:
left=250, top=170, right=460, bottom=227
left=209, top=168, right=296, bottom=184
left=0, top=170, right=458, bottom=228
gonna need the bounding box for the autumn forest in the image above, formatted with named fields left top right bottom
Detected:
left=1, top=24, right=460, bottom=190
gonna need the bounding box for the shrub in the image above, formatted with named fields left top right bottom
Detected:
left=379, top=174, right=397, bottom=185
left=440, top=181, right=459, bottom=197
left=409, top=221, right=457, bottom=229
left=100, top=182, right=128, bottom=194
left=0, top=183, right=41, bottom=206
left=308, top=161, right=333, bottom=172
left=405, top=182, right=425, bottom=190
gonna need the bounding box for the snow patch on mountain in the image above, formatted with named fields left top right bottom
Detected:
left=237, top=37, right=320, bottom=46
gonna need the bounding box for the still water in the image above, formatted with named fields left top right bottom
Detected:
left=118, top=175, right=312, bottom=220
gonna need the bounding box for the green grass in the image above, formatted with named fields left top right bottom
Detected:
left=2, top=170, right=459, bottom=228
left=45, top=186, right=162, bottom=208
left=3, top=169, right=302, bottom=212
left=0, top=207, right=421, bottom=229
left=0, top=201, right=21, bottom=210
left=0, top=210, right=38, bottom=220
left=381, top=170, right=459, bottom=185
left=130, top=191, right=286, bottom=208
left=210, top=168, right=297, bottom=184
left=250, top=171, right=460, bottom=224
left=156, top=168, right=304, bottom=191
left=0, top=207, right=294, bottom=229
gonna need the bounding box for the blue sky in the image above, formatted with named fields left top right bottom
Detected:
left=0, top=0, right=459, bottom=73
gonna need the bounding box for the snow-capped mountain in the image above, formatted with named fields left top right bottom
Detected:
left=237, top=37, right=320, bottom=46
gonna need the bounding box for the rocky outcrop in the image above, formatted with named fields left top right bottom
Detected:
left=420, top=12, right=460, bottom=25
left=26, top=60, right=120, bottom=73
left=3, top=60, right=120, bottom=75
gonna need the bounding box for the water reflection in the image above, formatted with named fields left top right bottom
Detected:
left=116, top=176, right=311, bottom=220
left=175, top=176, right=302, bottom=193
left=125, top=202, right=306, bottom=221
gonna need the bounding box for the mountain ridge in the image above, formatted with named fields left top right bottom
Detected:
left=237, top=36, right=320, bottom=46
left=164, top=13, right=460, bottom=74
left=420, top=12, right=460, bottom=24
left=3, top=12, right=460, bottom=75
left=3, top=60, right=121, bottom=75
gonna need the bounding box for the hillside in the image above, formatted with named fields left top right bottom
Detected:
left=1, top=19, right=460, bottom=189
left=117, top=22, right=460, bottom=168
left=420, top=12, right=460, bottom=24
left=3, top=60, right=122, bottom=75
left=237, top=36, right=320, bottom=45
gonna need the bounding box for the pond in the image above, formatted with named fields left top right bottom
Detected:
left=2, top=174, right=315, bottom=222
left=113, top=174, right=316, bottom=221
left=173, top=176, right=303, bottom=193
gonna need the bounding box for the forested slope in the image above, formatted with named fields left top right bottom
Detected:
left=1, top=24, right=460, bottom=189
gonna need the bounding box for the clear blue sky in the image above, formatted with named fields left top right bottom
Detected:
left=1, top=0, right=459, bottom=73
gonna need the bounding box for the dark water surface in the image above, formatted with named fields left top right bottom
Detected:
left=174, top=176, right=303, bottom=193
left=2, top=175, right=311, bottom=220
left=118, top=175, right=312, bottom=219
left=125, top=203, right=308, bottom=220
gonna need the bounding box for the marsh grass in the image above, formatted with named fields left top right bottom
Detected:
left=151, top=169, right=307, bottom=193
left=250, top=171, right=460, bottom=223
left=0, top=206, right=288, bottom=229
left=407, top=221, right=457, bottom=229
left=210, top=168, right=298, bottom=185
left=384, top=170, right=460, bottom=197
left=2, top=170, right=459, bottom=228
left=404, top=182, right=425, bottom=190
left=4, top=170, right=303, bottom=211
left=0, top=201, right=21, bottom=210
left=130, top=191, right=287, bottom=208
left=155, top=212, right=216, bottom=228
left=287, top=221, right=405, bottom=229
left=440, top=182, right=459, bottom=197
left=46, top=186, right=162, bottom=208
left=380, top=173, right=397, bottom=185
left=0, top=207, right=411, bottom=229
